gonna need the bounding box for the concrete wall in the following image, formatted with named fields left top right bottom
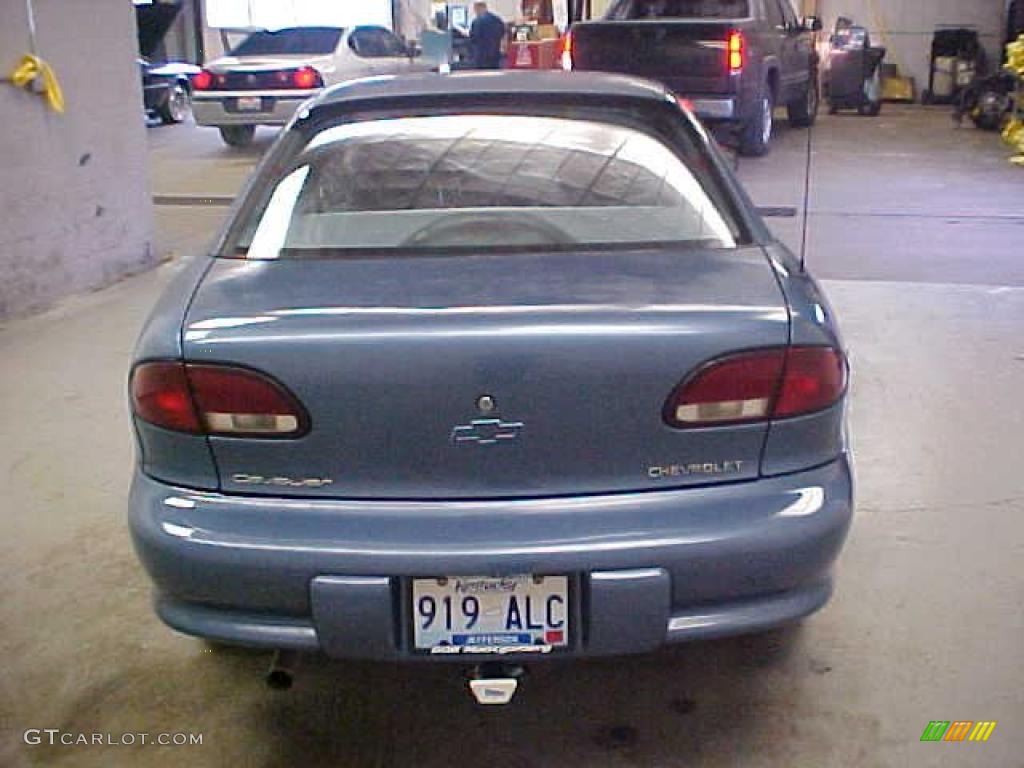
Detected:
left=0, top=0, right=155, bottom=319
left=820, top=0, right=1008, bottom=90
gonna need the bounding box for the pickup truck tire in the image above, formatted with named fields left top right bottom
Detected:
left=739, top=84, right=773, bottom=157
left=219, top=125, right=256, bottom=148
left=787, top=74, right=819, bottom=128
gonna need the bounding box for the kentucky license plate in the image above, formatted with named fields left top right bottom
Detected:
left=412, top=575, right=569, bottom=655
left=236, top=96, right=263, bottom=111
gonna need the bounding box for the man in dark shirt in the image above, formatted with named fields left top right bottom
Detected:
left=469, top=2, right=505, bottom=69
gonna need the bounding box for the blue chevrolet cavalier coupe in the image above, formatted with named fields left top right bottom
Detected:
left=129, top=72, right=852, bottom=685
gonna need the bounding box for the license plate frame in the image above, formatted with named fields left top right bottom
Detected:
left=409, top=575, right=571, bottom=655
left=235, top=96, right=264, bottom=112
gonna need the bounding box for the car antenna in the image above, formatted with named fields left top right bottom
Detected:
left=798, top=117, right=814, bottom=272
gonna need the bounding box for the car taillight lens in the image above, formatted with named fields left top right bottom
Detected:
left=292, top=66, right=321, bottom=89
left=191, top=70, right=213, bottom=90
left=131, top=362, right=200, bottom=433
left=773, top=347, right=848, bottom=418
left=561, top=32, right=573, bottom=71
left=727, top=30, right=744, bottom=73
left=664, top=347, right=846, bottom=428
left=130, top=362, right=307, bottom=437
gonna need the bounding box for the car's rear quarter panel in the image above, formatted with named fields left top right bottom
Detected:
left=132, top=256, right=218, bottom=488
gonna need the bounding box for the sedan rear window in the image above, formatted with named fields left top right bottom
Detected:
left=225, top=114, right=740, bottom=258
left=230, top=27, right=343, bottom=56
left=607, top=0, right=750, bottom=18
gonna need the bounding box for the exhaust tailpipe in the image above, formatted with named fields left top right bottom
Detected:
left=266, top=649, right=299, bottom=690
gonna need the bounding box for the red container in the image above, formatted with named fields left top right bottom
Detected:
left=506, top=38, right=561, bottom=69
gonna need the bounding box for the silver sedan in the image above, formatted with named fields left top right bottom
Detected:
left=191, top=26, right=433, bottom=146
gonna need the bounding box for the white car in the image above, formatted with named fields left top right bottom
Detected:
left=192, top=26, right=432, bottom=147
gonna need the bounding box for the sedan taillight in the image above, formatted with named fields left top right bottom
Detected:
left=191, top=70, right=213, bottom=91
left=292, top=66, right=322, bottom=89
left=664, top=347, right=847, bottom=428
left=131, top=362, right=308, bottom=437
left=772, top=347, right=848, bottom=418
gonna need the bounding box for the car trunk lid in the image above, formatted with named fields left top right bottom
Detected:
left=207, top=54, right=334, bottom=73
left=183, top=247, right=788, bottom=499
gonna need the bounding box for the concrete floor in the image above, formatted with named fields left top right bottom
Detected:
left=1, top=106, right=1022, bottom=767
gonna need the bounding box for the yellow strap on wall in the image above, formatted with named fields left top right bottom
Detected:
left=8, top=53, right=65, bottom=113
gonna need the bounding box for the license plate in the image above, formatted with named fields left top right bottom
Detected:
left=412, top=575, right=569, bottom=654
left=236, top=96, right=263, bottom=111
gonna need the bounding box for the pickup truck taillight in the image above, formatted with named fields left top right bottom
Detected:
left=728, top=30, right=745, bottom=74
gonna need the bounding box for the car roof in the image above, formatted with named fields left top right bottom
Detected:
left=308, top=71, right=672, bottom=113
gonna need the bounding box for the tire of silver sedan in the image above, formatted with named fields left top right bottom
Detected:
left=218, top=125, right=256, bottom=148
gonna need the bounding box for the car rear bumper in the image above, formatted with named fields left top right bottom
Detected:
left=129, top=456, right=853, bottom=660
left=192, top=90, right=317, bottom=127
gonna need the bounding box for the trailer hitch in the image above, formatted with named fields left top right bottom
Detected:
left=467, top=662, right=526, bottom=705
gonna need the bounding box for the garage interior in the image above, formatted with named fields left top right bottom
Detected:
left=1, top=0, right=1023, bottom=766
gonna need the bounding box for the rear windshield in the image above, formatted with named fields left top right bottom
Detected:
left=231, top=27, right=343, bottom=56
left=223, top=113, right=740, bottom=258
left=606, top=0, right=750, bottom=19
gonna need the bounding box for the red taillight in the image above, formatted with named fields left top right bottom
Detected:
left=773, top=347, right=847, bottom=418
left=664, top=347, right=846, bottom=428
left=131, top=362, right=307, bottom=437
left=727, top=30, right=744, bottom=74
left=561, top=32, right=573, bottom=71
left=666, top=350, right=784, bottom=427
left=131, top=362, right=201, bottom=433
left=292, top=66, right=321, bottom=90
left=191, top=70, right=213, bottom=91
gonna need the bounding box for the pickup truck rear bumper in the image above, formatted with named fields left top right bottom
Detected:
left=689, top=97, right=737, bottom=120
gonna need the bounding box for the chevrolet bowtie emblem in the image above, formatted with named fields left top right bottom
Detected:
left=451, top=418, right=524, bottom=446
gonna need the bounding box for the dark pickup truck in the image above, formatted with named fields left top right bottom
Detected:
left=564, top=0, right=822, bottom=155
